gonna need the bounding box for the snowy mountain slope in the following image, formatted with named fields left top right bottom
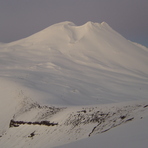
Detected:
left=0, top=96, right=148, bottom=148
left=0, top=21, right=148, bottom=147
left=55, top=115, right=148, bottom=148
left=0, top=21, right=148, bottom=106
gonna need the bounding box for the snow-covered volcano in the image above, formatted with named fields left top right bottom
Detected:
left=0, top=21, right=148, bottom=148
left=1, top=21, right=148, bottom=105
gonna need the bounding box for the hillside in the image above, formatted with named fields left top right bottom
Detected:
left=0, top=21, right=148, bottom=147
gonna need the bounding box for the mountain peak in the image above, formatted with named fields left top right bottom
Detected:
left=0, top=20, right=148, bottom=110
left=15, top=21, right=112, bottom=46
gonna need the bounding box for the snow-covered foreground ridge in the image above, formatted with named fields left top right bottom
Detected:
left=0, top=21, right=148, bottom=147
left=0, top=95, right=148, bottom=148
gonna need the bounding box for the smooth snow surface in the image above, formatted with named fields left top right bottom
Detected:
left=0, top=21, right=148, bottom=148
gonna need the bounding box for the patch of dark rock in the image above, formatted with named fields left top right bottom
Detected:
left=28, top=131, right=35, bottom=138
left=144, top=105, right=148, bottom=108
left=125, top=117, right=134, bottom=122
left=88, top=125, right=97, bottom=137
left=9, top=119, right=58, bottom=128
left=77, top=110, right=87, bottom=113
left=120, top=115, right=126, bottom=120
left=101, top=128, right=110, bottom=133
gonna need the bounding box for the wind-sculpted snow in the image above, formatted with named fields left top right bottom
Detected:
left=0, top=21, right=148, bottom=147
left=0, top=21, right=148, bottom=106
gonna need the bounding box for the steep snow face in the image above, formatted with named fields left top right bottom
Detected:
left=0, top=21, right=148, bottom=106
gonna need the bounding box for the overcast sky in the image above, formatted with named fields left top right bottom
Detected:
left=0, top=0, right=147, bottom=47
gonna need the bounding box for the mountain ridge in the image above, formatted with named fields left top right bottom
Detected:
left=7, top=21, right=118, bottom=46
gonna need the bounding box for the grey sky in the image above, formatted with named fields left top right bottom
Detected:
left=0, top=0, right=147, bottom=47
